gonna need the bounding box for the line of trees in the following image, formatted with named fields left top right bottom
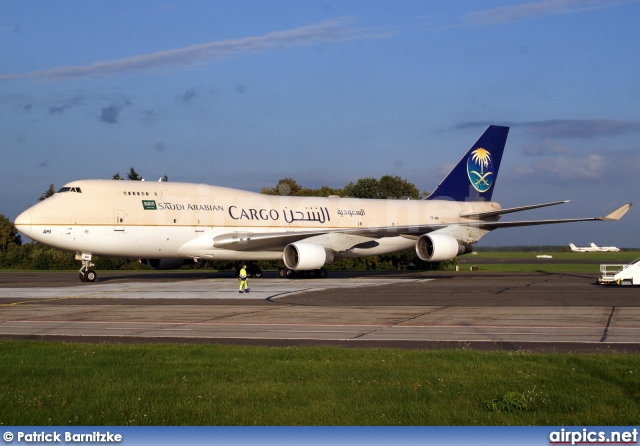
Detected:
left=261, top=176, right=429, bottom=199
left=0, top=174, right=454, bottom=272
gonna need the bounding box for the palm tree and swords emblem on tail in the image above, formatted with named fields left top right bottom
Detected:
left=467, top=147, right=494, bottom=193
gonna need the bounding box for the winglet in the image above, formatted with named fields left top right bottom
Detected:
left=602, top=203, right=632, bottom=221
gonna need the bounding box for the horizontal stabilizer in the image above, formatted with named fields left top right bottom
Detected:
left=459, top=200, right=571, bottom=219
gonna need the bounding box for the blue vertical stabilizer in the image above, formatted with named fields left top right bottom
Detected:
left=426, top=125, right=509, bottom=202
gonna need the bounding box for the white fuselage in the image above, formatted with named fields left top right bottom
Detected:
left=15, top=180, right=499, bottom=261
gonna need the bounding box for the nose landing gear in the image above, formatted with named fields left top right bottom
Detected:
left=77, top=253, right=97, bottom=282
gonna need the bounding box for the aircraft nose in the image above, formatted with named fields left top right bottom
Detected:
left=14, top=210, right=32, bottom=236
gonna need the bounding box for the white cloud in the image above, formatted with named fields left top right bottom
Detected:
left=521, top=141, right=571, bottom=156
left=509, top=151, right=640, bottom=184
left=461, top=0, right=629, bottom=26
left=458, top=120, right=640, bottom=138
left=541, top=153, right=607, bottom=181
left=0, top=18, right=382, bottom=83
left=520, top=120, right=640, bottom=138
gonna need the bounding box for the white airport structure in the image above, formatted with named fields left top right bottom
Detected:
left=599, top=259, right=640, bottom=286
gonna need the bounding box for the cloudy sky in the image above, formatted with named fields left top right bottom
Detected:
left=1, top=0, right=639, bottom=247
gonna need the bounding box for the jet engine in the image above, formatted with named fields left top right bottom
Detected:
left=283, top=242, right=334, bottom=271
left=415, top=234, right=472, bottom=262
left=142, top=258, right=186, bottom=270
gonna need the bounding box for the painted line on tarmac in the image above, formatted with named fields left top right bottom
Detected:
left=4, top=319, right=629, bottom=331
left=0, top=294, right=99, bottom=307
left=267, top=278, right=435, bottom=300
left=0, top=277, right=436, bottom=301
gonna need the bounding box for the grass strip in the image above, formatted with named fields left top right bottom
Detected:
left=455, top=264, right=606, bottom=273
left=1, top=340, right=638, bottom=426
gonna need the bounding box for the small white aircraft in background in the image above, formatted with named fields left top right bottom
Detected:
left=15, top=125, right=631, bottom=282
left=589, top=242, right=620, bottom=252
left=569, top=243, right=620, bottom=252
left=569, top=243, right=596, bottom=252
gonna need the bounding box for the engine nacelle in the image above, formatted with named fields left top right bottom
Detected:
left=142, top=258, right=186, bottom=270
left=415, top=234, right=472, bottom=262
left=283, top=242, right=334, bottom=271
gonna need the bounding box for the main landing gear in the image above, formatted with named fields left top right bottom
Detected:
left=77, top=253, right=97, bottom=282
left=277, top=267, right=328, bottom=279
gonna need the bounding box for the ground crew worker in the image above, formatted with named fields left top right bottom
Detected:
left=238, top=264, right=249, bottom=293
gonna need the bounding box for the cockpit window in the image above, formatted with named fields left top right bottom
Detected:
left=57, top=187, right=82, bottom=193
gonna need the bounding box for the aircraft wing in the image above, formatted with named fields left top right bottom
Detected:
left=212, top=230, right=333, bottom=251
left=351, top=203, right=632, bottom=235
left=208, top=203, right=631, bottom=252
left=211, top=224, right=449, bottom=252
left=212, top=230, right=393, bottom=252
left=469, top=203, right=632, bottom=230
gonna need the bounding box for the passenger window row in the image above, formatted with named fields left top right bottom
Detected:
left=56, top=187, right=159, bottom=197
left=123, top=191, right=158, bottom=196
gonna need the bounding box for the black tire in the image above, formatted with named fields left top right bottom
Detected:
left=79, top=272, right=87, bottom=282
left=86, top=270, right=97, bottom=282
left=285, top=268, right=295, bottom=279
left=319, top=268, right=328, bottom=278
left=307, top=270, right=317, bottom=279
left=254, top=269, right=263, bottom=278
left=277, top=268, right=286, bottom=278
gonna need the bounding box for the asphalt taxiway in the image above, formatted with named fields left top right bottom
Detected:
left=1, top=270, right=639, bottom=352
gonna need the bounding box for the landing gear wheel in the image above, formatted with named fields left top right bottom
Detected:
left=85, top=270, right=97, bottom=282
left=277, top=268, right=286, bottom=278
left=319, top=268, right=328, bottom=278
left=79, top=270, right=97, bottom=282
left=285, top=268, right=295, bottom=279
left=253, top=269, right=263, bottom=278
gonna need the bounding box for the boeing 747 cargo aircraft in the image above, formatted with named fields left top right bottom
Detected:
left=14, top=126, right=631, bottom=282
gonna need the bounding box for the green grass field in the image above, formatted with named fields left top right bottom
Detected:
left=455, top=250, right=640, bottom=274
left=1, top=341, right=639, bottom=426
left=468, top=250, right=640, bottom=262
